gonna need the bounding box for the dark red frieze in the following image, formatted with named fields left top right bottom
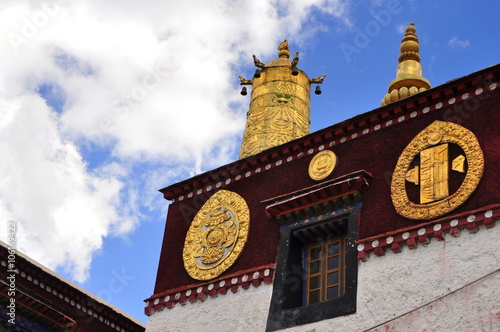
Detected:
left=144, top=264, right=274, bottom=314
left=357, top=204, right=499, bottom=262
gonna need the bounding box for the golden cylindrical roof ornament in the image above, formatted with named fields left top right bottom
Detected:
left=239, top=40, right=325, bottom=159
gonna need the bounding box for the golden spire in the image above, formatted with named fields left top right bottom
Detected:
left=238, top=40, right=325, bottom=159
left=381, top=23, right=431, bottom=106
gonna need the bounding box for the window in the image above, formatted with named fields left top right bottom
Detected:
left=263, top=171, right=370, bottom=331
left=266, top=212, right=358, bottom=332
left=305, top=237, right=347, bottom=305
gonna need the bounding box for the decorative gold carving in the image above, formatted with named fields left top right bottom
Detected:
left=452, top=155, right=466, bottom=173
left=391, top=121, right=484, bottom=220
left=405, top=166, right=419, bottom=185
left=183, top=190, right=250, bottom=280
left=311, top=74, right=327, bottom=84
left=252, top=54, right=265, bottom=68
left=239, top=75, right=252, bottom=85
left=420, top=144, right=449, bottom=203
left=427, top=131, right=443, bottom=145
left=309, top=150, right=338, bottom=181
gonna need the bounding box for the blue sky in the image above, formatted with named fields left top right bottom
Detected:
left=0, top=0, right=498, bottom=324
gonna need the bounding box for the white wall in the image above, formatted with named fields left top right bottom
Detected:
left=146, top=224, right=499, bottom=332
left=146, top=282, right=273, bottom=332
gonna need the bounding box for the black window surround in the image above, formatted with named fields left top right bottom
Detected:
left=265, top=211, right=359, bottom=331
left=261, top=171, right=371, bottom=332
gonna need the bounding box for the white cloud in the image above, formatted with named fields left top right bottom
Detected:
left=0, top=93, right=131, bottom=282
left=0, top=0, right=351, bottom=282
left=396, top=23, right=406, bottom=34
left=448, top=36, right=470, bottom=49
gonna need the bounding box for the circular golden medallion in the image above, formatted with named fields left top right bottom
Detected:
left=391, top=121, right=484, bottom=220
left=183, top=190, right=250, bottom=280
left=308, top=150, right=338, bottom=181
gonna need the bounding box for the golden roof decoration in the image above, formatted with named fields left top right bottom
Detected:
left=238, top=40, right=326, bottom=159
left=381, top=23, right=431, bottom=106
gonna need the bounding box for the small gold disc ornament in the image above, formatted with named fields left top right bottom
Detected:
left=183, top=190, right=250, bottom=280
left=391, top=121, right=484, bottom=220
left=309, top=150, right=338, bottom=181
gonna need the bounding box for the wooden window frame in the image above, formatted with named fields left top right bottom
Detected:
left=305, top=237, right=347, bottom=305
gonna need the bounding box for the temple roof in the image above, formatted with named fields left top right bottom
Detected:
left=0, top=240, right=146, bottom=331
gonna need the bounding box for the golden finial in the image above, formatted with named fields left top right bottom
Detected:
left=277, top=39, right=290, bottom=59
left=381, top=23, right=431, bottom=106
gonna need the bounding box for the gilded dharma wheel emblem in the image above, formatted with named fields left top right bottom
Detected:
left=309, top=150, right=338, bottom=181
left=391, top=121, right=484, bottom=220
left=183, top=190, right=250, bottom=280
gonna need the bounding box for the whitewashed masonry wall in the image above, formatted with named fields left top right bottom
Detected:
left=146, top=220, right=499, bottom=332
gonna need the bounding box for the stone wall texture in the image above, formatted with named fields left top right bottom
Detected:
left=145, top=282, right=273, bottom=332
left=146, top=223, right=499, bottom=331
